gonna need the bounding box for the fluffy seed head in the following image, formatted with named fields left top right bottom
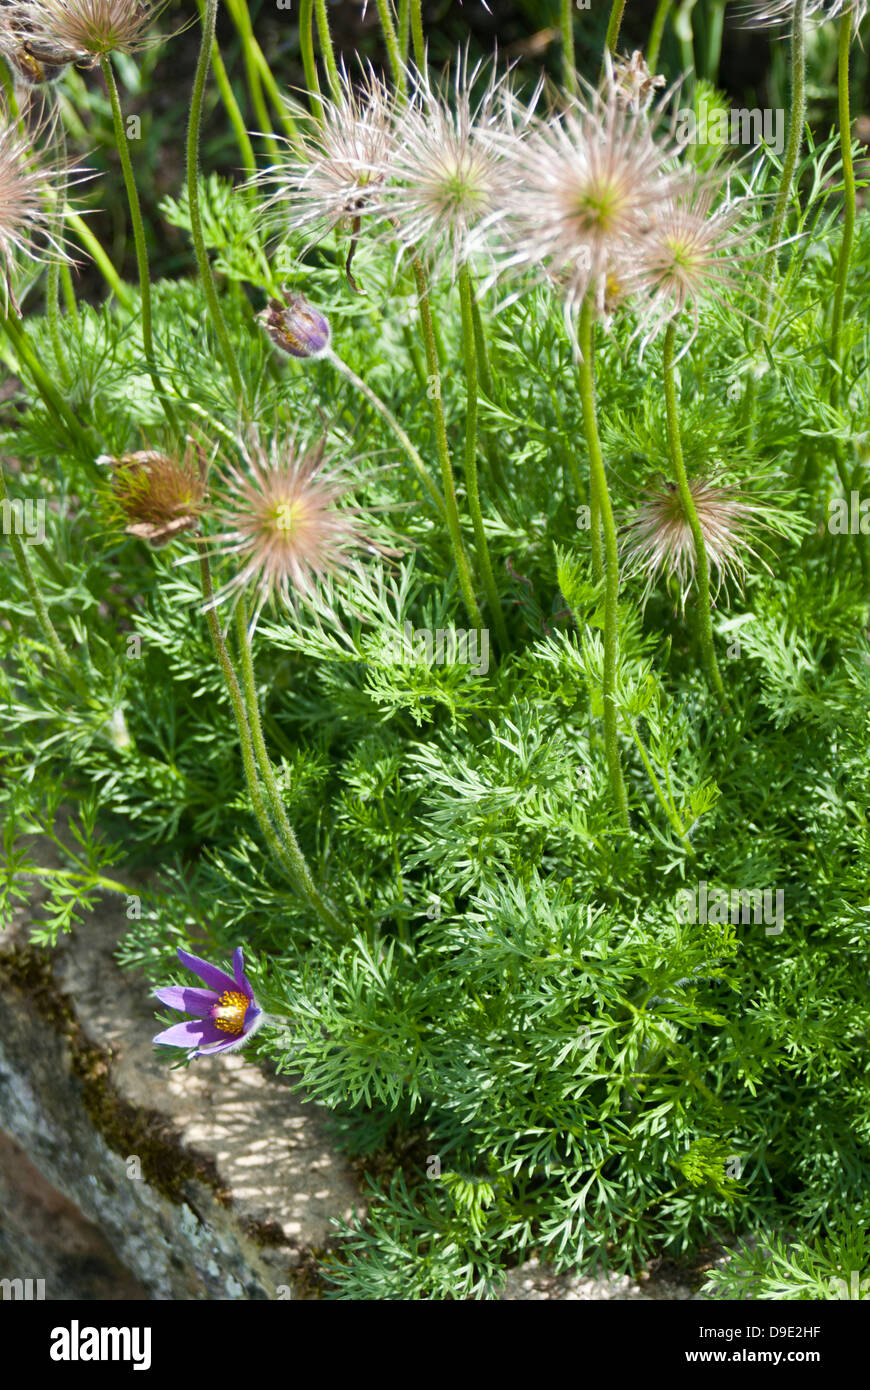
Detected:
left=367, top=56, right=514, bottom=279
left=258, top=64, right=397, bottom=248
left=609, top=50, right=667, bottom=113
left=2, top=0, right=169, bottom=63
left=204, top=433, right=376, bottom=619
left=105, top=441, right=207, bottom=545
left=0, top=5, right=82, bottom=83
left=742, top=0, right=868, bottom=27
left=619, top=475, right=776, bottom=605
left=626, top=171, right=761, bottom=357
left=0, top=111, right=70, bottom=309
left=493, top=80, right=682, bottom=325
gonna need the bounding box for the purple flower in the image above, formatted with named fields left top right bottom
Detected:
left=258, top=290, right=331, bottom=359
left=153, top=947, right=264, bottom=1058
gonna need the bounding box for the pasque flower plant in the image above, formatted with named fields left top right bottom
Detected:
left=2, top=0, right=869, bottom=1306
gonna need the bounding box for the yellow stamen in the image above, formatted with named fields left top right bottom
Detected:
left=213, top=990, right=248, bottom=1034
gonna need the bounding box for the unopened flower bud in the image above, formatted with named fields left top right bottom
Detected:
left=258, top=290, right=331, bottom=359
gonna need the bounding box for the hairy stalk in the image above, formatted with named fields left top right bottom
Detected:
left=412, top=258, right=483, bottom=630
left=560, top=0, right=577, bottom=95
left=470, top=285, right=504, bottom=491
left=577, top=298, right=629, bottom=828
left=398, top=0, right=411, bottom=62
left=233, top=603, right=349, bottom=940
left=831, top=9, right=855, bottom=386
left=101, top=56, right=178, bottom=436
left=662, top=322, right=727, bottom=705
left=223, top=0, right=280, bottom=158
left=459, top=266, right=508, bottom=651
left=605, top=0, right=628, bottom=55
left=60, top=263, right=78, bottom=319
left=376, top=0, right=408, bottom=99
left=324, top=347, right=447, bottom=522
left=314, top=0, right=342, bottom=101
left=646, top=0, right=672, bottom=71
left=299, top=0, right=324, bottom=121
left=0, top=455, right=91, bottom=698
left=187, top=0, right=246, bottom=403
left=410, top=0, right=425, bottom=67
left=745, top=0, right=806, bottom=430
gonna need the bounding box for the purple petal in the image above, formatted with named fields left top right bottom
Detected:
left=153, top=1018, right=221, bottom=1049
left=232, top=946, right=255, bottom=1000
left=176, top=948, right=237, bottom=996
left=192, top=1035, right=244, bottom=1056
left=155, top=985, right=219, bottom=1017
left=242, top=1003, right=262, bottom=1034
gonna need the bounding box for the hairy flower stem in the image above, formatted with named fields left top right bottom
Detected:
left=299, top=0, right=324, bottom=120
left=459, top=267, right=508, bottom=651
left=101, top=57, right=179, bottom=437
left=745, top=0, right=806, bottom=433
left=398, top=0, right=410, bottom=60
left=646, top=0, right=672, bottom=71
left=605, top=0, right=629, bottom=56
left=0, top=455, right=91, bottom=699
left=377, top=0, right=408, bottom=99
left=187, top=0, right=247, bottom=407
left=831, top=10, right=855, bottom=390
left=324, top=348, right=447, bottom=522
left=412, top=258, right=484, bottom=630
left=577, top=299, right=629, bottom=829
left=560, top=0, right=577, bottom=94
left=662, top=322, right=728, bottom=706
left=410, top=0, right=425, bottom=67
left=233, top=603, right=349, bottom=940
left=314, top=0, right=342, bottom=100
left=198, top=551, right=348, bottom=939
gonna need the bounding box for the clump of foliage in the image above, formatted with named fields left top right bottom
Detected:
left=1, top=0, right=868, bottom=1301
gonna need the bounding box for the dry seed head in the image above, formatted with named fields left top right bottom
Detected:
left=203, top=433, right=377, bottom=619
left=258, top=64, right=397, bottom=247
left=0, top=109, right=71, bottom=309
left=5, top=0, right=170, bottom=63
left=742, top=0, right=868, bottom=27
left=106, top=441, right=207, bottom=546
left=492, top=80, right=683, bottom=326
left=619, top=475, right=776, bottom=606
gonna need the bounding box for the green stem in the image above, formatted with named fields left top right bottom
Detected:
left=398, top=0, right=411, bottom=63
left=0, top=310, right=94, bottom=455
left=60, top=262, right=78, bottom=320
left=629, top=720, right=694, bottom=855
left=662, top=322, right=727, bottom=705
left=577, top=298, right=629, bottom=829
left=205, top=8, right=257, bottom=174
left=314, top=0, right=342, bottom=101
left=831, top=9, right=855, bottom=388
left=101, top=56, right=178, bottom=436
left=376, top=0, right=407, bottom=99
left=325, top=347, right=447, bottom=522
left=223, top=0, right=281, bottom=158
left=65, top=207, right=135, bottom=310
left=470, top=286, right=504, bottom=491
left=561, top=0, right=577, bottom=95
left=459, top=266, right=508, bottom=652
left=412, top=258, right=483, bottom=630
left=46, top=259, right=67, bottom=383
left=605, top=0, right=628, bottom=56
left=187, top=0, right=246, bottom=404
left=233, top=603, right=349, bottom=940
left=646, top=0, right=672, bottom=71
left=410, top=0, right=425, bottom=68
left=299, top=0, right=324, bottom=121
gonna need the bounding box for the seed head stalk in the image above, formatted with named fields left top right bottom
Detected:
left=577, top=297, right=629, bottom=829
left=187, top=0, right=246, bottom=407
left=459, top=265, right=508, bottom=651
left=605, top=0, right=629, bottom=56
left=662, top=321, right=728, bottom=705
left=410, top=0, right=425, bottom=68
left=101, top=55, right=179, bottom=435
left=298, top=0, right=324, bottom=121
left=560, top=0, right=577, bottom=95
left=314, top=0, right=342, bottom=101
left=412, top=257, right=483, bottom=631
left=376, top=0, right=408, bottom=100
left=646, top=0, right=672, bottom=71
left=222, top=0, right=281, bottom=158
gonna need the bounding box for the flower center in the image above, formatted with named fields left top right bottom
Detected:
left=212, top=991, right=249, bottom=1034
